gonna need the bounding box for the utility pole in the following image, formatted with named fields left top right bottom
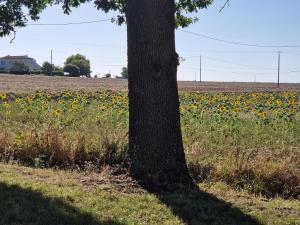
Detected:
left=194, top=71, right=197, bottom=82
left=199, top=55, right=202, bottom=83
left=277, top=51, right=281, bottom=88
left=50, top=49, right=53, bottom=76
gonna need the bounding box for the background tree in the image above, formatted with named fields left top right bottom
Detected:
left=0, top=0, right=213, bottom=188
left=103, top=73, right=112, bottom=78
left=53, top=65, right=63, bottom=72
left=64, top=64, right=80, bottom=77
left=42, top=61, right=64, bottom=76
left=121, top=67, right=128, bottom=79
left=64, top=54, right=91, bottom=77
left=41, top=61, right=53, bottom=75
left=9, top=62, right=30, bottom=75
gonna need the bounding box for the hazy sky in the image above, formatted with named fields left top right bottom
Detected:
left=0, top=0, right=300, bottom=83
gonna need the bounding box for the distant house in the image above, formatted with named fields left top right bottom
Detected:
left=0, top=55, right=41, bottom=71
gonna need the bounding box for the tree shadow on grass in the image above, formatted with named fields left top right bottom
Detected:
left=0, top=182, right=124, bottom=225
left=150, top=186, right=263, bottom=225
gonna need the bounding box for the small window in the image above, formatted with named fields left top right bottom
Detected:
left=0, top=61, right=5, bottom=66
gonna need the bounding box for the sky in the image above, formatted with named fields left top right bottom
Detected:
left=0, top=0, right=300, bottom=83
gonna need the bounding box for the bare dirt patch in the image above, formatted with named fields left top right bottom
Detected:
left=1, top=74, right=299, bottom=93
left=0, top=164, right=143, bottom=193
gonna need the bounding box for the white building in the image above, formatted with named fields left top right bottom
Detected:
left=0, top=55, right=41, bottom=71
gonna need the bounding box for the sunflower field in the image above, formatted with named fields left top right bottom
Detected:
left=0, top=91, right=299, bottom=198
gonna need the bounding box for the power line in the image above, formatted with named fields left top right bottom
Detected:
left=183, top=50, right=300, bottom=56
left=18, top=37, right=124, bottom=48
left=181, top=50, right=277, bottom=54
left=180, top=65, right=275, bottom=76
left=26, top=18, right=300, bottom=49
left=203, top=56, right=277, bottom=71
left=203, top=56, right=300, bottom=74
left=283, top=52, right=300, bottom=56
left=93, top=64, right=124, bottom=67
left=42, top=50, right=126, bottom=60
left=183, top=64, right=276, bottom=75
left=178, top=29, right=300, bottom=48
left=27, top=19, right=111, bottom=26
left=288, top=70, right=300, bottom=73
left=182, top=56, right=300, bottom=75
left=202, top=68, right=264, bottom=76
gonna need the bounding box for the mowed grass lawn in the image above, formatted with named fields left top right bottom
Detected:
left=0, top=164, right=299, bottom=225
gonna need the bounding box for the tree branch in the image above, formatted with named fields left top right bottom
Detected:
left=10, top=31, right=16, bottom=44
left=219, top=0, right=230, bottom=13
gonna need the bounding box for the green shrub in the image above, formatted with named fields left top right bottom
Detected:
left=9, top=62, right=30, bottom=75
left=31, top=70, right=42, bottom=75
left=52, top=71, right=64, bottom=76
left=0, top=70, right=8, bottom=74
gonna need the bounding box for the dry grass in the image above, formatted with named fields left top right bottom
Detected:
left=1, top=124, right=299, bottom=199
left=0, top=126, right=127, bottom=170
left=1, top=74, right=300, bottom=93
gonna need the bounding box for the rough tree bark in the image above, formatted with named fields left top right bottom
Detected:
left=126, top=0, right=194, bottom=188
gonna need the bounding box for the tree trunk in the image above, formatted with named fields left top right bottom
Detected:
left=126, top=0, right=193, bottom=188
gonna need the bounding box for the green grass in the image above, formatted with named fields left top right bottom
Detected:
left=0, top=164, right=299, bottom=225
